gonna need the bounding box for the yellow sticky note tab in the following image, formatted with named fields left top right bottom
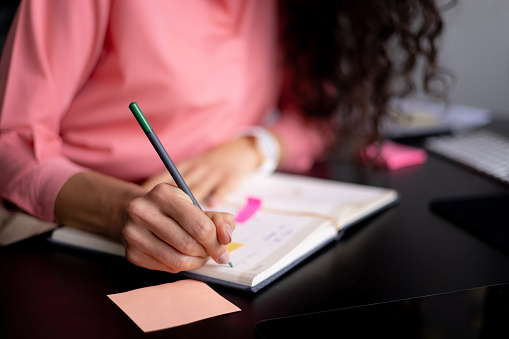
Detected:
left=226, top=242, right=244, bottom=253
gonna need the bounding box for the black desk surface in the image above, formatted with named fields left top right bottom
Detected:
left=2, top=121, right=509, bottom=339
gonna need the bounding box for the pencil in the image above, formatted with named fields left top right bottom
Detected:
left=129, top=102, right=201, bottom=209
left=129, top=102, right=233, bottom=267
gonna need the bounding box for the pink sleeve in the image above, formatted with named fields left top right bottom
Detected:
left=0, top=1, right=110, bottom=221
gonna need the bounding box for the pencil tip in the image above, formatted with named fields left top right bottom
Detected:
left=228, top=262, right=233, bottom=268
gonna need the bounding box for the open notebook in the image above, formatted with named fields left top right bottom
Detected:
left=50, top=173, right=398, bottom=292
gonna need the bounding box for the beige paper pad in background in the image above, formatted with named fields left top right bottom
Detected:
left=107, top=280, right=241, bottom=332
left=0, top=212, right=57, bottom=246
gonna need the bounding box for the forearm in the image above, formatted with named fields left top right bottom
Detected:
left=54, top=171, right=148, bottom=241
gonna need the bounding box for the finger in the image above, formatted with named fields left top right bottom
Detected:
left=205, top=174, right=242, bottom=207
left=176, top=160, right=201, bottom=186
left=190, top=175, right=221, bottom=205
left=126, top=187, right=208, bottom=258
left=125, top=245, right=208, bottom=273
left=205, top=211, right=236, bottom=245
left=180, top=165, right=220, bottom=203
left=151, top=184, right=231, bottom=264
left=123, top=223, right=209, bottom=273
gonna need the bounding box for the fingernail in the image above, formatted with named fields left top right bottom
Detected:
left=216, top=251, right=230, bottom=265
left=207, top=196, right=218, bottom=207
left=225, top=224, right=233, bottom=243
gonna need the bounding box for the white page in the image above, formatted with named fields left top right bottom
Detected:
left=190, top=173, right=396, bottom=286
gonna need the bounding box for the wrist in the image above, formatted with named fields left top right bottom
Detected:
left=55, top=171, right=147, bottom=242
left=238, top=126, right=281, bottom=176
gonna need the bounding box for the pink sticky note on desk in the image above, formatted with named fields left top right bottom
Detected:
left=107, top=280, right=240, bottom=332
left=361, top=140, right=427, bottom=170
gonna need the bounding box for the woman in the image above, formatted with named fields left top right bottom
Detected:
left=0, top=0, right=449, bottom=273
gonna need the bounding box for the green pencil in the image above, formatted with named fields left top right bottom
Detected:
left=129, top=102, right=201, bottom=208
left=129, top=102, right=232, bottom=267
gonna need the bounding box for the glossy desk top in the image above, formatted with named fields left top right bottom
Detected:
left=2, top=122, right=509, bottom=338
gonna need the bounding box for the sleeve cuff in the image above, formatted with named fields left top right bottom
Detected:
left=5, top=158, right=86, bottom=222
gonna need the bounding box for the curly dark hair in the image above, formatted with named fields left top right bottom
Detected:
left=279, top=0, right=454, bottom=149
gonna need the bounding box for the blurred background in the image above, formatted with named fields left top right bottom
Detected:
left=438, top=0, right=509, bottom=118
left=0, top=0, right=508, bottom=119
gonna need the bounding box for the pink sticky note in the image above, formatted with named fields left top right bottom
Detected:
left=107, top=280, right=241, bottom=332
left=361, top=140, right=427, bottom=170
left=235, top=196, right=262, bottom=222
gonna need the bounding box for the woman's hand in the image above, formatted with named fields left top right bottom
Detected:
left=142, top=136, right=263, bottom=206
left=55, top=171, right=235, bottom=274
left=123, top=182, right=235, bottom=273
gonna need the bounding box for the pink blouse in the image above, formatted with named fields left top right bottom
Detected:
left=0, top=0, right=328, bottom=221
